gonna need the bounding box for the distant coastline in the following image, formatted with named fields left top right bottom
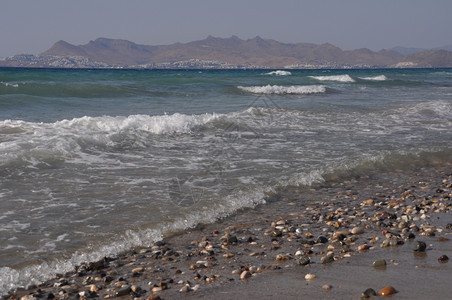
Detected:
left=1, top=36, right=452, bottom=69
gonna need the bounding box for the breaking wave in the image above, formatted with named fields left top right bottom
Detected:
left=359, top=75, right=388, bottom=81
left=238, top=84, right=327, bottom=95
left=53, top=112, right=220, bottom=135
left=0, top=81, right=19, bottom=88
left=309, top=74, right=355, bottom=82
left=264, top=70, right=292, bottom=76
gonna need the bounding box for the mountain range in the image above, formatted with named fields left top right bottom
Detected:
left=2, top=36, right=452, bottom=69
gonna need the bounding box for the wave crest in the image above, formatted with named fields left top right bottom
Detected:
left=309, top=75, right=355, bottom=82
left=0, top=81, right=19, bottom=88
left=238, top=85, right=326, bottom=95
left=264, top=70, right=292, bottom=76
left=55, top=112, right=220, bottom=135
left=359, top=75, right=388, bottom=81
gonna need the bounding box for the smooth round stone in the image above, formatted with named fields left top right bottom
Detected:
left=179, top=285, right=190, bottom=293
left=270, top=230, right=282, bottom=238
left=358, top=244, right=370, bottom=251
left=305, top=273, right=316, bottom=280
left=414, top=241, right=427, bottom=252
left=132, top=267, right=144, bottom=273
left=116, top=285, right=132, bottom=296
left=316, top=236, right=328, bottom=244
left=322, top=284, right=332, bottom=291
left=351, top=227, right=364, bottom=235
left=372, top=259, right=387, bottom=268
left=296, top=255, right=311, bottom=266
left=438, top=255, right=449, bottom=263
left=320, top=253, right=334, bottom=264
left=378, top=285, right=397, bottom=296
left=361, top=288, right=377, bottom=298
left=240, top=270, right=251, bottom=280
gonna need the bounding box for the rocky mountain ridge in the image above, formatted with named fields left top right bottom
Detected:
left=1, top=36, right=452, bottom=69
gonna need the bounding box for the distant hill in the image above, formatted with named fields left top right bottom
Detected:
left=435, top=44, right=452, bottom=52
left=39, top=36, right=403, bottom=68
left=2, top=36, right=452, bottom=68
left=390, top=46, right=427, bottom=55
left=391, top=44, right=452, bottom=55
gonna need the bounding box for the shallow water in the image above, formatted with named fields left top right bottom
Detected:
left=0, top=68, right=451, bottom=293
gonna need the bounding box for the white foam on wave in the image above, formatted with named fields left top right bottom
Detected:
left=0, top=81, right=19, bottom=88
left=264, top=70, right=292, bottom=76
left=0, top=113, right=222, bottom=169
left=238, top=85, right=326, bottom=95
left=395, top=100, right=452, bottom=121
left=309, top=75, right=355, bottom=82
left=359, top=75, right=388, bottom=81
left=55, top=112, right=220, bottom=135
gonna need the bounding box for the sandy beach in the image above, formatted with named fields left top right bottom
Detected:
left=5, top=161, right=452, bottom=300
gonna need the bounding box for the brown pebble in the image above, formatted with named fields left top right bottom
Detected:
left=147, top=295, right=161, bottom=300
left=438, top=255, right=449, bottom=263
left=89, top=284, right=98, bottom=292
left=322, top=284, right=332, bottom=291
left=358, top=244, right=370, bottom=251
left=276, top=254, right=290, bottom=261
left=379, top=286, right=397, bottom=296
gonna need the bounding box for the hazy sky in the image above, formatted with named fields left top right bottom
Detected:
left=1, top=0, right=451, bottom=57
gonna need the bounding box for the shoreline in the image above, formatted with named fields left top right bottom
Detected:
left=4, top=162, right=452, bottom=299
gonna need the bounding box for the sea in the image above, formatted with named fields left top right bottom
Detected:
left=1, top=67, right=451, bottom=294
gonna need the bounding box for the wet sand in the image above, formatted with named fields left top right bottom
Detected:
left=5, top=162, right=452, bottom=300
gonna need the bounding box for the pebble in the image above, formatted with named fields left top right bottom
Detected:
left=179, top=285, right=191, bottom=293
left=322, top=284, right=332, bottom=291
left=296, top=255, right=311, bottom=266
left=351, top=227, right=364, bottom=235
left=132, top=267, right=144, bottom=273
left=316, top=236, right=328, bottom=244
left=276, top=253, right=290, bottom=261
left=414, top=241, right=427, bottom=252
left=240, top=270, right=251, bottom=280
left=192, top=284, right=200, bottom=292
left=378, top=285, right=397, bottom=296
left=438, top=255, right=449, bottom=263
left=270, top=230, right=283, bottom=238
left=305, top=273, right=316, bottom=280
left=116, top=285, right=131, bottom=297
left=372, top=259, right=387, bottom=268
left=89, top=284, right=98, bottom=293
left=320, top=253, right=334, bottom=264
left=361, top=288, right=377, bottom=298
left=358, top=244, right=370, bottom=251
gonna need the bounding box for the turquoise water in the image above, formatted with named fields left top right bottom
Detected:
left=0, top=68, right=451, bottom=293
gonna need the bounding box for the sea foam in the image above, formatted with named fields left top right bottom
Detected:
left=309, top=75, right=355, bottom=82
left=55, top=112, right=220, bottom=135
left=359, top=75, right=388, bottom=81
left=0, top=81, right=19, bottom=88
left=265, top=70, right=292, bottom=76
left=238, top=85, right=326, bottom=95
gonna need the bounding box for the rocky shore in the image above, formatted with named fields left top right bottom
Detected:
left=4, top=162, right=452, bottom=300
